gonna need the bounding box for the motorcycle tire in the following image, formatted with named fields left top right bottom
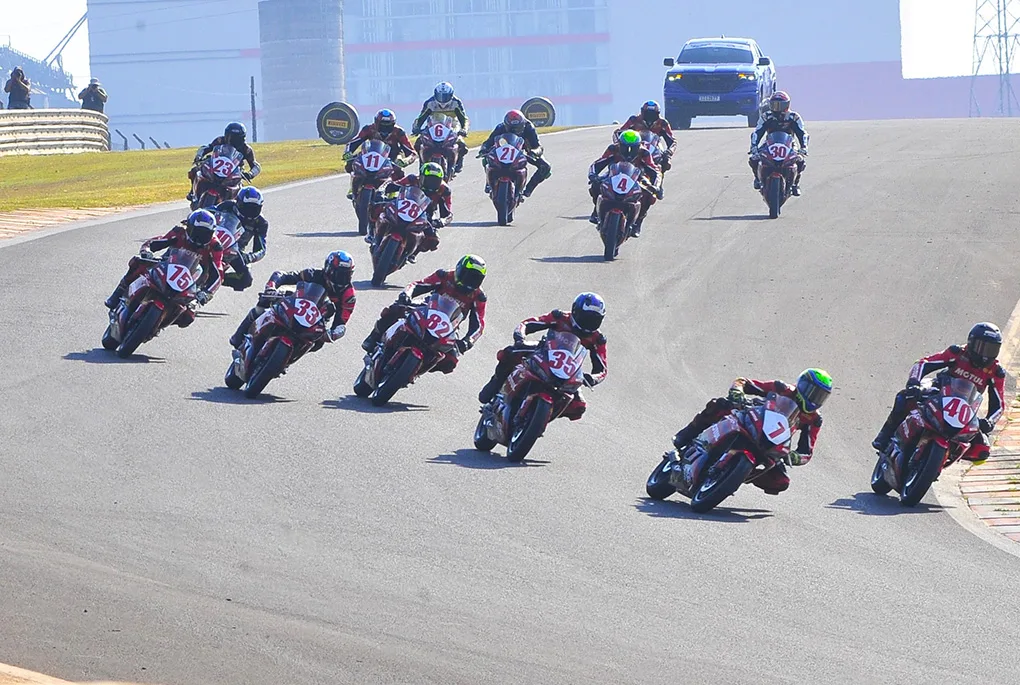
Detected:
left=767, top=177, right=782, bottom=219
left=244, top=342, right=289, bottom=399
left=224, top=359, right=244, bottom=390
left=371, top=353, right=420, bottom=407
left=101, top=324, right=118, bottom=351
left=371, top=237, right=400, bottom=288
left=690, top=452, right=755, bottom=513
left=356, top=187, right=373, bottom=236
left=507, top=396, right=552, bottom=463
left=117, top=305, right=161, bottom=358
left=646, top=457, right=677, bottom=500
left=870, top=454, right=892, bottom=495
left=473, top=413, right=497, bottom=452
left=496, top=182, right=511, bottom=226
left=601, top=212, right=622, bottom=262
left=353, top=366, right=373, bottom=398
left=900, top=441, right=945, bottom=507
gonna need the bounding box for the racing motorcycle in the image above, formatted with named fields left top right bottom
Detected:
left=101, top=248, right=203, bottom=358
left=639, top=131, right=668, bottom=170
left=354, top=292, right=466, bottom=406
left=870, top=375, right=981, bottom=506
left=416, top=115, right=460, bottom=178
left=225, top=282, right=330, bottom=399
left=484, top=133, right=529, bottom=226
left=596, top=162, right=644, bottom=261
left=755, top=131, right=801, bottom=219
left=350, top=140, right=400, bottom=236
left=192, top=144, right=245, bottom=209
left=473, top=331, right=589, bottom=462
left=370, top=186, right=432, bottom=287
left=645, top=392, right=798, bottom=512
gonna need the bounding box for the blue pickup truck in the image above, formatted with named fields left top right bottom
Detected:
left=662, top=37, right=777, bottom=130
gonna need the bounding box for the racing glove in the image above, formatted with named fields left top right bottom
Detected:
left=727, top=387, right=746, bottom=406
left=455, top=338, right=472, bottom=354
left=397, top=291, right=413, bottom=306
left=327, top=325, right=346, bottom=342
left=583, top=373, right=596, bottom=388
left=195, top=291, right=212, bottom=305
left=787, top=451, right=811, bottom=466
left=654, top=187, right=664, bottom=201
left=903, top=379, right=922, bottom=401
left=139, top=248, right=155, bottom=260
left=980, top=418, right=994, bottom=435
left=513, top=330, right=525, bottom=345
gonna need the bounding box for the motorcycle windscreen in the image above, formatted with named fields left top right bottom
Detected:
left=543, top=330, right=589, bottom=385
left=208, top=145, right=244, bottom=178
left=161, top=248, right=203, bottom=294
left=289, top=281, right=328, bottom=329
left=940, top=376, right=983, bottom=430
left=426, top=115, right=457, bottom=140
left=639, top=130, right=664, bottom=152
left=607, top=162, right=641, bottom=195
left=420, top=293, right=466, bottom=342
left=212, top=211, right=242, bottom=252
left=762, top=394, right=800, bottom=446
left=394, top=187, right=432, bottom=223
left=761, top=132, right=795, bottom=162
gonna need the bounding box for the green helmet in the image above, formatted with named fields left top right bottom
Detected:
left=455, top=254, right=486, bottom=291
left=618, top=129, right=641, bottom=160
left=796, top=368, right=832, bottom=413
left=420, top=162, right=444, bottom=192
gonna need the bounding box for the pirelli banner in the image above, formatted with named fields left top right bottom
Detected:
left=521, top=97, right=556, bottom=128
left=316, top=102, right=360, bottom=145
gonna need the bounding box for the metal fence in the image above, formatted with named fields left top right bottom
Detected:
left=0, top=109, right=110, bottom=156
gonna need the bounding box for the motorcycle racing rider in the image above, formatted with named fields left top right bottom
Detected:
left=587, top=129, right=662, bottom=236
left=411, top=81, right=470, bottom=175
left=477, top=292, right=608, bottom=421
left=477, top=109, right=552, bottom=200
left=229, top=250, right=357, bottom=350
left=214, top=186, right=269, bottom=291
left=671, top=369, right=833, bottom=494
left=871, top=323, right=1005, bottom=462
left=188, top=122, right=261, bottom=205
left=345, top=109, right=416, bottom=198
left=614, top=100, right=677, bottom=171
left=368, top=162, right=451, bottom=260
left=360, top=255, right=487, bottom=375
left=104, top=209, right=226, bottom=326
left=749, top=91, right=808, bottom=196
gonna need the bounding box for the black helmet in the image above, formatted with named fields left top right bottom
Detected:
left=236, top=187, right=264, bottom=220
left=323, top=250, right=354, bottom=291
left=185, top=209, right=216, bottom=247
left=571, top=292, right=606, bottom=333
left=640, top=100, right=661, bottom=125
left=224, top=121, right=246, bottom=147
left=967, top=322, right=1002, bottom=368
left=454, top=254, right=486, bottom=291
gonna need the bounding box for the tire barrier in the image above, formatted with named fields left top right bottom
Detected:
left=521, top=97, right=556, bottom=127
left=0, top=109, right=110, bottom=156
left=316, top=102, right=360, bottom=145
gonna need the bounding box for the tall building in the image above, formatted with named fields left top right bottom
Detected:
left=342, top=0, right=611, bottom=130
left=86, top=0, right=261, bottom=147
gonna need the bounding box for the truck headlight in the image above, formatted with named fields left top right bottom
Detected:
left=667, top=74, right=683, bottom=81
left=737, top=73, right=757, bottom=81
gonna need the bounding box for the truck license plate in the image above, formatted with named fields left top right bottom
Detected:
left=698, top=95, right=721, bottom=102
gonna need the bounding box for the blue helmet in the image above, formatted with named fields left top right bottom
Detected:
left=236, top=186, right=264, bottom=219
left=375, top=108, right=396, bottom=134
left=641, top=100, right=661, bottom=124
left=185, top=209, right=216, bottom=247
left=324, top=250, right=354, bottom=291
left=571, top=292, right=606, bottom=333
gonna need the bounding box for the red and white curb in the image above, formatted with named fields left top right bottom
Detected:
left=959, top=396, right=1020, bottom=542
left=0, top=207, right=138, bottom=239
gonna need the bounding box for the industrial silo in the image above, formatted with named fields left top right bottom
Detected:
left=258, top=0, right=345, bottom=141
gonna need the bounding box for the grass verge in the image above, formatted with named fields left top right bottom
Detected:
left=0, top=127, right=575, bottom=212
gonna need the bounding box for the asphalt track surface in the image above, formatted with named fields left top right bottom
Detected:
left=3, top=121, right=1020, bottom=685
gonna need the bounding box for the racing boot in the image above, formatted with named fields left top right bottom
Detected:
left=478, top=372, right=505, bottom=404
left=791, top=185, right=801, bottom=197
left=589, top=208, right=599, bottom=225
left=104, top=285, right=126, bottom=310
left=871, top=414, right=901, bottom=452
left=753, top=177, right=762, bottom=190
left=361, top=326, right=382, bottom=352
left=484, top=183, right=491, bottom=194
left=229, top=310, right=257, bottom=349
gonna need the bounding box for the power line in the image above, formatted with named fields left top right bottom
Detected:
left=970, top=0, right=1020, bottom=116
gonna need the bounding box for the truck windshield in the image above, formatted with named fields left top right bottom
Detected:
left=678, top=46, right=754, bottom=64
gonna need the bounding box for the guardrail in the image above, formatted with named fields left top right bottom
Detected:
left=0, top=109, right=110, bottom=156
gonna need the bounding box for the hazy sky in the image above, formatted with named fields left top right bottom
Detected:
left=0, top=0, right=1006, bottom=87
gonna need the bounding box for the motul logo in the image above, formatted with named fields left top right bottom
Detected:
left=953, top=368, right=984, bottom=385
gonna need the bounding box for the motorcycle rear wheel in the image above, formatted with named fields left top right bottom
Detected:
left=244, top=342, right=289, bottom=399
left=767, top=177, right=782, bottom=219
left=646, top=457, right=677, bottom=500
left=900, top=441, right=945, bottom=507
left=356, top=187, right=374, bottom=236
left=117, top=305, right=161, bottom=358
left=507, top=397, right=552, bottom=463
left=371, top=353, right=420, bottom=406
left=601, top=212, right=622, bottom=261
left=224, top=359, right=244, bottom=390
left=473, top=413, right=497, bottom=452
left=870, top=454, right=892, bottom=495
left=371, top=237, right=400, bottom=288
left=496, top=182, right=511, bottom=226
left=353, top=366, right=373, bottom=398
left=690, top=453, right=755, bottom=513
left=101, top=324, right=118, bottom=351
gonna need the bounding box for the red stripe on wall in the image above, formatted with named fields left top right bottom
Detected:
left=346, top=32, right=610, bottom=54
left=239, top=48, right=261, bottom=58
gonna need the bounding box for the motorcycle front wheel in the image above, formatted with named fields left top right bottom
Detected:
left=244, top=341, right=290, bottom=398
left=371, top=237, right=401, bottom=288
left=900, top=440, right=946, bottom=507
left=646, top=457, right=677, bottom=500
left=356, top=187, right=374, bottom=236
left=371, top=353, right=420, bottom=406
left=496, top=181, right=511, bottom=226
left=690, top=452, right=755, bottom=513
left=766, top=176, right=783, bottom=219
left=117, top=305, right=161, bottom=358
left=507, top=397, right=552, bottom=463
left=601, top=211, right=623, bottom=261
